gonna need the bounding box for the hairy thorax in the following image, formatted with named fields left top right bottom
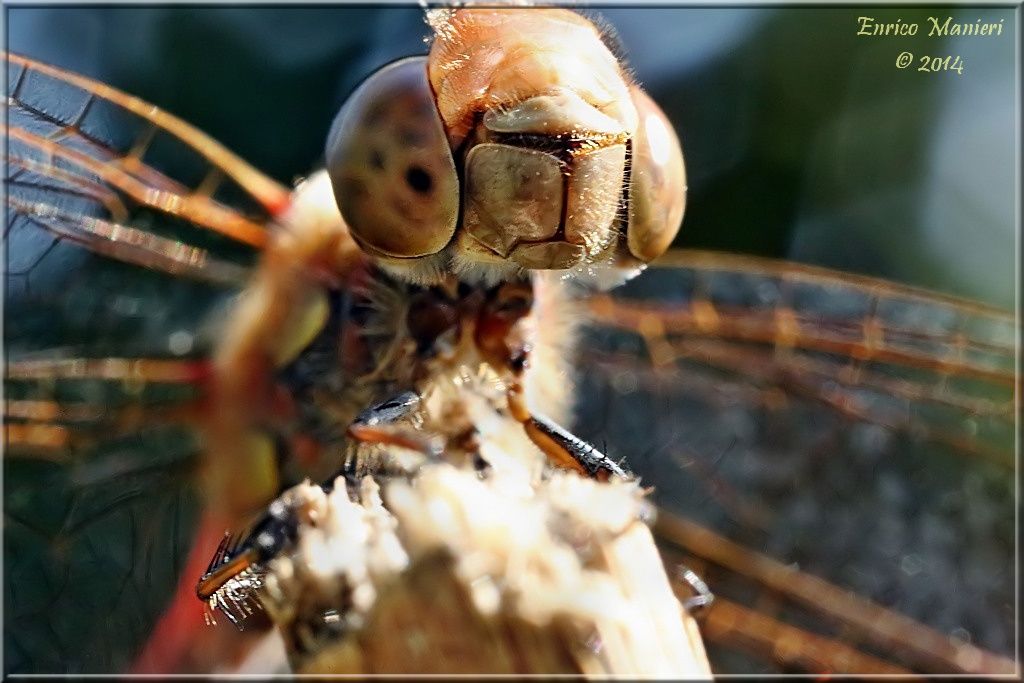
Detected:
left=208, top=171, right=580, bottom=518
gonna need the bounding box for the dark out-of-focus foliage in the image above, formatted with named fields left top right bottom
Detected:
left=4, top=6, right=1016, bottom=675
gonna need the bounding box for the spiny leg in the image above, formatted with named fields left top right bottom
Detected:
left=506, top=379, right=629, bottom=481
left=474, top=280, right=630, bottom=482
left=345, top=390, right=443, bottom=459
left=197, top=390, right=438, bottom=624
left=196, top=502, right=304, bottom=629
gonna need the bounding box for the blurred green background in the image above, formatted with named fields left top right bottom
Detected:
left=4, top=5, right=1017, bottom=675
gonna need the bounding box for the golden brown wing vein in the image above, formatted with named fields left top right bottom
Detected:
left=6, top=52, right=292, bottom=216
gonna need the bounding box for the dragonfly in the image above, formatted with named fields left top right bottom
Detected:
left=4, top=6, right=1016, bottom=676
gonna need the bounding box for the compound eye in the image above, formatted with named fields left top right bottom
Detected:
left=625, top=86, right=686, bottom=263
left=325, top=57, right=459, bottom=259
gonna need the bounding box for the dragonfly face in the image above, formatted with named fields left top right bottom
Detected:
left=4, top=5, right=1016, bottom=677
left=325, top=8, right=685, bottom=284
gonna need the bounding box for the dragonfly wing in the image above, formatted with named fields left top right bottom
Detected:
left=3, top=53, right=294, bottom=673
left=6, top=53, right=290, bottom=220
left=575, top=249, right=1015, bottom=671
left=4, top=52, right=289, bottom=300
left=586, top=249, right=1014, bottom=466
left=4, top=374, right=206, bottom=673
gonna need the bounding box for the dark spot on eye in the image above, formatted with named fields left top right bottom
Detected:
left=416, top=101, right=435, bottom=117
left=341, top=177, right=369, bottom=199
left=364, top=103, right=387, bottom=125
left=405, top=166, right=433, bottom=194
left=369, top=149, right=385, bottom=170
left=400, top=127, right=427, bottom=147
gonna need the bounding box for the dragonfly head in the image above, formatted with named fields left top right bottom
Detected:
left=324, top=8, right=685, bottom=287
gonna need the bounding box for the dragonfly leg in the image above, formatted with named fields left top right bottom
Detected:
left=346, top=391, right=443, bottom=459
left=132, top=511, right=265, bottom=672
left=194, top=396, right=446, bottom=631
left=506, top=379, right=631, bottom=482
left=471, top=280, right=630, bottom=482
left=676, top=565, right=715, bottom=616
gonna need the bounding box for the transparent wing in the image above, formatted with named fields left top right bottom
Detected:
left=575, top=248, right=1016, bottom=673
left=3, top=357, right=209, bottom=673
left=3, top=53, right=292, bottom=673
left=588, top=249, right=1013, bottom=466
left=4, top=52, right=291, bottom=293
left=655, top=509, right=1016, bottom=675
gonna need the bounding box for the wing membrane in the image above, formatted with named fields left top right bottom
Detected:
left=4, top=52, right=290, bottom=292
left=587, top=249, right=1015, bottom=466
left=3, top=53, right=286, bottom=672
left=657, top=510, right=1016, bottom=674
left=578, top=248, right=1017, bottom=673
left=9, top=126, right=268, bottom=250
left=5, top=425, right=203, bottom=673
left=6, top=53, right=291, bottom=216
left=3, top=351, right=210, bottom=672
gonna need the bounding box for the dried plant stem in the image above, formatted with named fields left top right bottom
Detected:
left=258, top=464, right=711, bottom=676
